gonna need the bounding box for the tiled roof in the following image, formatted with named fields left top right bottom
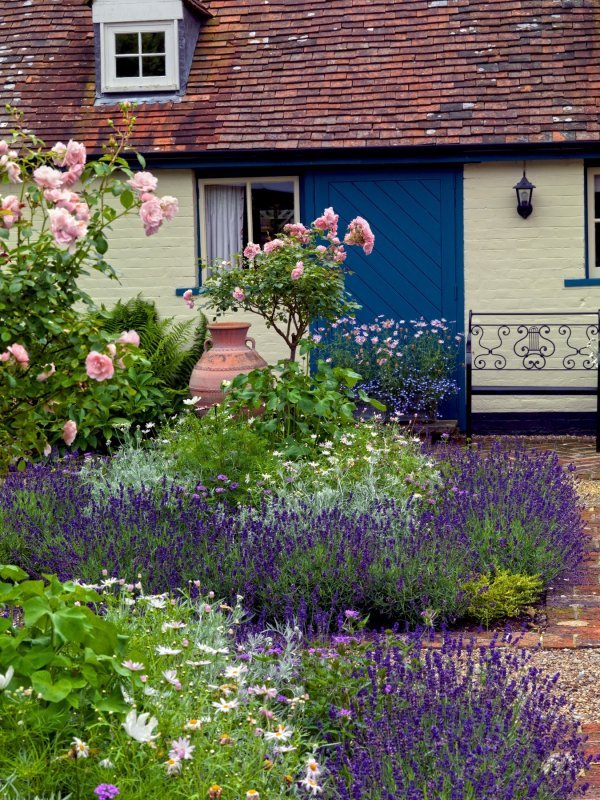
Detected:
left=1, top=0, right=599, bottom=153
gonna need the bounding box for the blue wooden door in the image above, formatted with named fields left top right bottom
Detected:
left=303, top=167, right=464, bottom=420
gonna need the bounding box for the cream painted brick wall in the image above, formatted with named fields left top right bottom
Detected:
left=80, top=169, right=287, bottom=365
left=465, top=159, right=600, bottom=411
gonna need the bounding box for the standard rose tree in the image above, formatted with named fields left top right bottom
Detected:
left=0, top=105, right=178, bottom=469
left=195, top=208, right=374, bottom=362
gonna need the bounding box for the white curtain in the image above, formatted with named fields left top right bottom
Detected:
left=204, top=184, right=245, bottom=268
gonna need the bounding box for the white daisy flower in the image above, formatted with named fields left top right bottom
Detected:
left=212, top=697, right=239, bottom=713
left=71, top=738, right=89, bottom=758
left=264, top=724, right=293, bottom=742
left=156, top=646, right=182, bottom=656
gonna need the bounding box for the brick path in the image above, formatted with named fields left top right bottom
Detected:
left=469, top=436, right=600, bottom=795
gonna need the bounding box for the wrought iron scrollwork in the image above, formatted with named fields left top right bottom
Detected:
left=471, top=324, right=509, bottom=370
left=514, top=324, right=555, bottom=370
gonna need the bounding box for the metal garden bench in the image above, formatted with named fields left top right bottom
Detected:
left=466, top=311, right=600, bottom=450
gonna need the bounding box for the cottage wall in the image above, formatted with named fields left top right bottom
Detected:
left=78, top=169, right=288, bottom=365
left=464, top=159, right=600, bottom=411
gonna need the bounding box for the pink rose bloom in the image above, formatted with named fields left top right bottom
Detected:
left=344, top=216, right=375, bottom=255
left=61, top=164, right=84, bottom=187
left=62, top=420, right=77, bottom=447
left=263, top=238, right=285, bottom=254
left=7, top=343, right=29, bottom=366
left=160, top=196, right=179, bottom=221
left=333, top=245, right=347, bottom=263
left=291, top=260, right=304, bottom=280
left=36, top=363, right=56, bottom=382
left=48, top=207, right=87, bottom=252
left=139, top=196, right=164, bottom=236
left=51, top=142, right=67, bottom=165
left=283, top=222, right=310, bottom=243
left=107, top=343, right=117, bottom=358
left=85, top=351, right=115, bottom=382
left=232, top=287, right=245, bottom=303
left=63, top=140, right=86, bottom=170
left=313, top=207, right=339, bottom=236
left=33, top=165, right=64, bottom=190
left=182, top=289, right=195, bottom=309
left=44, top=188, right=80, bottom=213
left=128, top=171, right=158, bottom=194
left=0, top=351, right=9, bottom=362
left=1, top=195, right=22, bottom=229
left=116, top=330, right=140, bottom=347
left=0, top=141, right=8, bottom=156
left=316, top=245, right=327, bottom=254
left=6, top=161, right=21, bottom=184
left=243, top=242, right=261, bottom=260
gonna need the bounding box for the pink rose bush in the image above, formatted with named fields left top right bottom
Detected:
left=0, top=105, right=177, bottom=468
left=200, top=207, right=374, bottom=361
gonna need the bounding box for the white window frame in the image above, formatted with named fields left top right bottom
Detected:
left=101, top=20, right=179, bottom=93
left=587, top=168, right=600, bottom=278
left=198, top=177, right=301, bottom=274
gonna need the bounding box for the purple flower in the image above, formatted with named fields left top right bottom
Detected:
left=94, top=786, right=120, bottom=800
left=344, top=609, right=360, bottom=620
left=216, top=474, right=228, bottom=482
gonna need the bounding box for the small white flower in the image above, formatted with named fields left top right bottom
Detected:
left=169, top=736, right=195, bottom=761
left=183, top=396, right=202, bottom=406
left=185, top=659, right=212, bottom=667
left=156, top=646, right=182, bottom=656
left=145, top=596, right=167, bottom=609
left=184, top=718, right=203, bottom=730
left=122, top=709, right=159, bottom=743
left=224, top=664, right=248, bottom=680
left=0, top=665, right=14, bottom=691
left=306, top=758, right=322, bottom=777
left=122, top=660, right=145, bottom=671
left=212, top=697, right=239, bottom=713
left=264, top=724, right=293, bottom=742
left=161, top=621, right=187, bottom=632
left=299, top=776, right=323, bottom=795
left=71, top=737, right=90, bottom=758
left=163, top=669, right=182, bottom=689
left=165, top=756, right=182, bottom=775
left=99, top=758, right=114, bottom=768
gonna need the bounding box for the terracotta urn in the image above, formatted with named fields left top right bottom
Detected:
left=189, top=322, right=267, bottom=411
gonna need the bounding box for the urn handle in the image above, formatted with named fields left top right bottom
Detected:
left=204, top=338, right=213, bottom=352
left=245, top=336, right=256, bottom=350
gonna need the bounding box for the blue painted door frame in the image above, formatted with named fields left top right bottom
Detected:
left=302, top=166, right=465, bottom=425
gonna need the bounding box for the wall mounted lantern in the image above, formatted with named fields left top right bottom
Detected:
left=514, top=166, right=535, bottom=219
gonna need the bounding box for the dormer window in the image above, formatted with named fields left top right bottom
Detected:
left=88, top=0, right=211, bottom=100
left=102, top=21, right=179, bottom=92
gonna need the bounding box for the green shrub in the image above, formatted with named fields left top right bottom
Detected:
left=462, top=569, right=543, bottom=626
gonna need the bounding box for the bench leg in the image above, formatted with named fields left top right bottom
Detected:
left=597, top=393, right=600, bottom=453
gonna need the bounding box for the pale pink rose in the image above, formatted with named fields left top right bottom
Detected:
left=283, top=222, right=310, bottom=243
left=6, top=161, right=22, bottom=184
left=316, top=245, right=327, bottom=254
left=107, top=343, right=117, bottom=358
left=160, top=196, right=179, bottom=221
left=344, top=216, right=375, bottom=255
left=44, top=189, right=80, bottom=213
left=33, top=166, right=64, bottom=190
left=48, top=207, right=87, bottom=252
left=182, top=289, right=195, bottom=310
left=116, top=330, right=140, bottom=347
left=333, top=245, right=347, bottom=263
left=43, top=443, right=52, bottom=457
left=75, top=202, right=90, bottom=223
left=63, top=140, right=86, bottom=170
left=291, top=260, right=304, bottom=280
left=36, top=363, right=56, bottom=382
left=0, top=351, right=9, bottom=362
left=7, top=343, right=29, bottom=366
left=1, top=195, right=22, bottom=229
left=232, top=287, right=245, bottom=303
left=128, top=171, right=158, bottom=194
left=62, top=420, right=77, bottom=447
left=140, top=192, right=154, bottom=203
left=0, top=141, right=9, bottom=156
left=85, top=351, right=115, bottom=382
left=243, top=242, right=261, bottom=260
left=51, top=142, right=67, bottom=166
left=139, top=196, right=164, bottom=236
left=263, top=238, right=285, bottom=254
left=61, top=163, right=84, bottom=187
left=313, top=207, right=339, bottom=236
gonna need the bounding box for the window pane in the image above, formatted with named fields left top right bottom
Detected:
left=251, top=182, right=295, bottom=247
left=115, top=33, right=139, bottom=55
left=115, top=56, right=140, bottom=78
left=142, top=55, right=167, bottom=77
left=141, top=31, right=166, bottom=54
left=595, top=189, right=600, bottom=220
left=204, top=184, right=247, bottom=268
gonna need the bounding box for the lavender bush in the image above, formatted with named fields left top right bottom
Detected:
left=327, top=632, right=590, bottom=798
left=0, top=439, right=584, bottom=632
